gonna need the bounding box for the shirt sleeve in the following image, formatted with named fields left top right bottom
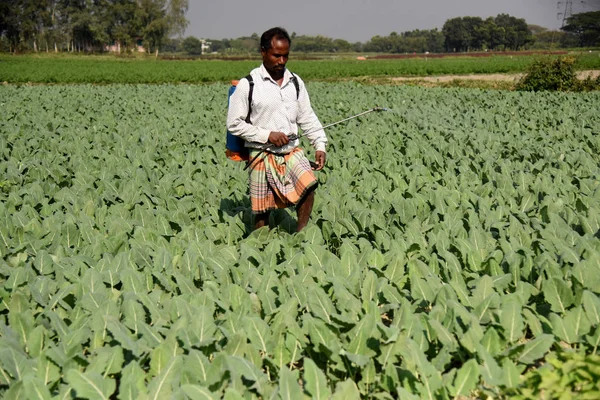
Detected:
left=226, top=78, right=271, bottom=144
left=295, top=76, right=328, bottom=153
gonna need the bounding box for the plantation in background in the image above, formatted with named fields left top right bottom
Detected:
left=1, top=83, right=599, bottom=398
left=1, top=53, right=599, bottom=83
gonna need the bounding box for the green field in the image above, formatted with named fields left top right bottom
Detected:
left=1, top=82, right=600, bottom=399
left=1, top=53, right=599, bottom=83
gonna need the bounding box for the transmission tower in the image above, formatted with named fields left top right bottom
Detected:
left=557, top=0, right=574, bottom=27
left=557, top=1, right=599, bottom=26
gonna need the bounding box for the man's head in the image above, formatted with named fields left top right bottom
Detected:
left=260, top=27, right=291, bottom=79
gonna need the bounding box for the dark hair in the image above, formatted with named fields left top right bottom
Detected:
left=260, top=27, right=291, bottom=51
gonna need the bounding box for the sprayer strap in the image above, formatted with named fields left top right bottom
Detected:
left=290, top=73, right=300, bottom=99
left=245, top=74, right=254, bottom=123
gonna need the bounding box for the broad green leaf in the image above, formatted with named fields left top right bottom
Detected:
left=66, top=369, right=116, bottom=400
left=0, top=347, right=32, bottom=381
left=501, top=359, right=520, bottom=389
left=34, top=251, right=55, bottom=276
left=181, top=384, right=218, bottom=400
left=522, top=308, right=543, bottom=336
left=244, top=316, right=270, bottom=354
left=36, top=355, right=60, bottom=386
left=500, top=298, right=524, bottom=343
left=330, top=379, right=360, bottom=400
left=87, top=346, right=124, bottom=377
left=104, top=316, right=142, bottom=357
left=477, top=346, right=502, bottom=387
left=147, top=355, right=182, bottom=400
left=360, top=270, right=378, bottom=303
left=428, top=319, right=456, bottom=347
left=582, top=290, right=600, bottom=326
left=563, top=306, right=591, bottom=340
left=410, top=277, right=434, bottom=303
left=550, top=313, right=577, bottom=344
left=474, top=293, right=500, bottom=323
left=543, top=278, right=574, bottom=314
left=450, top=359, right=479, bottom=397
left=587, top=325, right=600, bottom=351
left=226, top=356, right=267, bottom=394
left=346, top=312, right=378, bottom=359
left=278, top=367, right=303, bottom=400
left=303, top=358, right=331, bottom=400
left=307, top=286, right=334, bottom=324
left=361, top=359, right=377, bottom=385
left=118, top=362, right=147, bottom=400
left=2, top=380, right=25, bottom=400
left=517, top=334, right=554, bottom=364
left=150, top=337, right=180, bottom=378
left=23, top=373, right=52, bottom=400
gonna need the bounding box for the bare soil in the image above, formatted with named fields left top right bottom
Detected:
left=391, top=70, right=600, bottom=83
left=372, top=50, right=568, bottom=60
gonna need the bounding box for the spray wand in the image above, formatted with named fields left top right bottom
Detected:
left=244, top=107, right=388, bottom=170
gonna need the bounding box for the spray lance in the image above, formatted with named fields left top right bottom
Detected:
left=244, top=107, right=389, bottom=171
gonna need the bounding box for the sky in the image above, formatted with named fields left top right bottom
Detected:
left=184, top=0, right=600, bottom=42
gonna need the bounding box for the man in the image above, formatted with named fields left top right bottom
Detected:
left=227, top=27, right=327, bottom=232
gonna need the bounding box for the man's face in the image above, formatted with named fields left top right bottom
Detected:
left=261, top=38, right=289, bottom=78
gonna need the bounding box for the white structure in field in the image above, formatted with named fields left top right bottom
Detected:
left=105, top=39, right=145, bottom=53
left=201, top=39, right=211, bottom=55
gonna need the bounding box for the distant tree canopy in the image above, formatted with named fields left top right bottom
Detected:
left=442, top=14, right=533, bottom=52
left=0, top=0, right=189, bottom=53
left=2, top=8, right=596, bottom=55
left=363, top=29, right=445, bottom=53
left=562, top=11, right=600, bottom=47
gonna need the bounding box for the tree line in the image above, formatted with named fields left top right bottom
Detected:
left=1, top=5, right=598, bottom=54
left=0, top=0, right=188, bottom=54
left=172, top=12, right=600, bottom=56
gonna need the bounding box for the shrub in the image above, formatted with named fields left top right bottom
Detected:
left=573, top=73, right=600, bottom=92
left=500, top=351, right=600, bottom=400
left=516, top=56, right=577, bottom=91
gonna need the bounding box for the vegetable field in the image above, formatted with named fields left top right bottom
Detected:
left=1, top=53, right=600, bottom=83
left=1, top=83, right=600, bottom=399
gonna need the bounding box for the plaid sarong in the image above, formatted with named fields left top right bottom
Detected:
left=248, top=148, right=317, bottom=214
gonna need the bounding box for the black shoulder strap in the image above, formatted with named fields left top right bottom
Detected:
left=245, top=74, right=254, bottom=123
left=290, top=72, right=300, bottom=99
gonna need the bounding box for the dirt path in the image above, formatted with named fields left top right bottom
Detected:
left=391, top=70, right=600, bottom=83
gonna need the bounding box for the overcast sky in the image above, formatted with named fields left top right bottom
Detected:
left=184, top=0, right=599, bottom=42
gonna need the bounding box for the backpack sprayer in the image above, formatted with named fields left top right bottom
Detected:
left=243, top=107, right=389, bottom=170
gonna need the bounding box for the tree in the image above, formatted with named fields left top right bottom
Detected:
left=136, top=0, right=168, bottom=55
left=494, top=14, right=532, bottom=50
left=0, top=0, right=189, bottom=53
left=528, top=24, right=548, bottom=35
left=182, top=35, right=202, bottom=55
left=166, top=0, right=188, bottom=37
left=562, top=11, right=600, bottom=47
left=442, top=17, right=470, bottom=51
left=531, top=30, right=578, bottom=49
left=0, top=1, right=22, bottom=51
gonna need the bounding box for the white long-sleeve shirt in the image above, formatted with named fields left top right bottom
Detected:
left=226, top=64, right=327, bottom=154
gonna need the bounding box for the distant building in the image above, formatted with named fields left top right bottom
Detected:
left=105, top=39, right=145, bottom=53
left=201, top=39, right=211, bottom=55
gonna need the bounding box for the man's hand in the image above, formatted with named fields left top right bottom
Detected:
left=314, top=151, right=326, bottom=171
left=268, top=131, right=289, bottom=147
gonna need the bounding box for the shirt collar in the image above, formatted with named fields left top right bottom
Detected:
left=259, top=64, right=294, bottom=86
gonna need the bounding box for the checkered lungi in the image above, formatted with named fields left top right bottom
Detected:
left=248, top=148, right=317, bottom=214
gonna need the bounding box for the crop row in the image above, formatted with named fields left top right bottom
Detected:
left=1, top=53, right=599, bottom=83
left=0, top=83, right=599, bottom=398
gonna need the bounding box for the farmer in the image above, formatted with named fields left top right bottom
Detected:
left=227, top=27, right=327, bottom=232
